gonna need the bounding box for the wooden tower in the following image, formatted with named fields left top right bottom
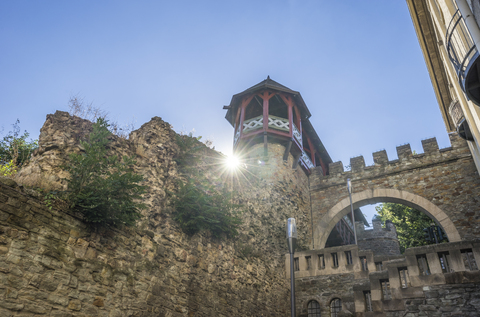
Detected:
left=224, top=77, right=332, bottom=175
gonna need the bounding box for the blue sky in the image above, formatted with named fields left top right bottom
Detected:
left=0, top=1, right=449, bottom=222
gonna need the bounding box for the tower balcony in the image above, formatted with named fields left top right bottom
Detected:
left=446, top=9, right=480, bottom=106
left=225, top=77, right=333, bottom=175
left=449, top=99, right=474, bottom=141
left=234, top=115, right=302, bottom=147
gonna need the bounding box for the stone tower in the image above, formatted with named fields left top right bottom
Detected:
left=356, top=215, right=401, bottom=256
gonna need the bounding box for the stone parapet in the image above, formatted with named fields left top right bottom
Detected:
left=319, top=134, right=469, bottom=184
left=292, top=242, right=480, bottom=316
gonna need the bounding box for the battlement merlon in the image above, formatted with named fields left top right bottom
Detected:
left=320, top=134, right=471, bottom=180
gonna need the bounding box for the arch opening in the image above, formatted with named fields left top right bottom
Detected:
left=314, top=189, right=461, bottom=250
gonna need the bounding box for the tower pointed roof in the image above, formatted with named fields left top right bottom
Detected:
left=224, top=76, right=311, bottom=126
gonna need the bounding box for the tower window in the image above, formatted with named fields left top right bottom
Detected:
left=294, top=257, right=299, bottom=271
left=318, top=254, right=325, bottom=269
left=306, top=256, right=312, bottom=270
left=345, top=251, right=353, bottom=265
left=307, top=300, right=321, bottom=317
left=380, top=279, right=391, bottom=300
left=330, top=298, right=341, bottom=317
left=416, top=254, right=430, bottom=276
left=360, top=256, right=368, bottom=271
left=438, top=252, right=451, bottom=273
left=461, top=249, right=478, bottom=271
left=398, top=267, right=409, bottom=288
left=331, top=253, right=339, bottom=268
left=364, top=291, right=373, bottom=312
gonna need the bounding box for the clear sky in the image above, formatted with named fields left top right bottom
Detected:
left=0, top=1, right=450, bottom=223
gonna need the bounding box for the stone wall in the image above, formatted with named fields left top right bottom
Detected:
left=289, top=241, right=480, bottom=316
left=0, top=111, right=312, bottom=316
left=309, top=135, right=480, bottom=249
left=356, top=220, right=401, bottom=256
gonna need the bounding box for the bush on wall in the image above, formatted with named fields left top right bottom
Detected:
left=171, top=133, right=242, bottom=239
left=63, top=118, right=146, bottom=227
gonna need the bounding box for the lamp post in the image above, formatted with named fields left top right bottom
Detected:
left=347, top=179, right=357, bottom=245
left=287, top=218, right=297, bottom=317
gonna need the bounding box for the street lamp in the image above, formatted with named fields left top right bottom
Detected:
left=347, top=179, right=357, bottom=245
left=287, top=218, right=297, bottom=317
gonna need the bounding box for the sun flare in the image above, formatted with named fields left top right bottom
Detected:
left=225, top=154, right=241, bottom=170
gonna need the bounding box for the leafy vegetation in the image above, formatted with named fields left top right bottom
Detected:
left=170, top=133, right=243, bottom=239
left=376, top=203, right=435, bottom=253
left=170, top=179, right=242, bottom=238
left=0, top=119, right=38, bottom=177
left=63, top=118, right=146, bottom=227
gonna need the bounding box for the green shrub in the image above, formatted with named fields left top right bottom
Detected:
left=171, top=133, right=242, bottom=239
left=63, top=118, right=146, bottom=227
left=0, top=160, right=18, bottom=177
left=170, top=179, right=242, bottom=238
left=0, top=119, right=38, bottom=172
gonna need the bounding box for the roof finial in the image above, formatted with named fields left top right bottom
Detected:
left=267, top=75, right=270, bottom=80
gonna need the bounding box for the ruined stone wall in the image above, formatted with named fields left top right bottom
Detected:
left=309, top=135, right=480, bottom=248
left=0, top=111, right=311, bottom=316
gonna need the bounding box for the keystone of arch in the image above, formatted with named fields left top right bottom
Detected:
left=314, top=188, right=461, bottom=249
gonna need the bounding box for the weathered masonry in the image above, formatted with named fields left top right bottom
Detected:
left=1, top=78, right=480, bottom=316
left=309, top=133, right=480, bottom=249
left=225, top=79, right=480, bottom=316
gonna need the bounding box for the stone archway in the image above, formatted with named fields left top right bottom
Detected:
left=309, top=134, right=480, bottom=249
left=314, top=188, right=461, bottom=249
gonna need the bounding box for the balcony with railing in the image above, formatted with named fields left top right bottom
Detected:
left=234, top=115, right=303, bottom=146
left=449, top=99, right=474, bottom=140
left=446, top=10, right=480, bottom=105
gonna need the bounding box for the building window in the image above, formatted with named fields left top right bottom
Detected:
left=345, top=251, right=353, bottom=265
left=332, top=253, right=339, bottom=268
left=307, top=300, right=321, bottom=317
left=330, top=298, right=341, bottom=317
left=438, top=252, right=451, bottom=273
left=306, top=256, right=312, bottom=270
left=318, top=254, right=325, bottom=269
left=380, top=279, right=391, bottom=300
left=360, top=256, right=368, bottom=271
left=364, top=291, right=373, bottom=312
left=461, top=249, right=478, bottom=271
left=416, top=254, right=430, bottom=276
left=398, top=267, right=408, bottom=288
left=375, top=262, right=383, bottom=271
left=294, top=257, right=299, bottom=271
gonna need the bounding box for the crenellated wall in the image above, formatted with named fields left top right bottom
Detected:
left=309, top=133, right=480, bottom=249
left=356, top=219, right=401, bottom=256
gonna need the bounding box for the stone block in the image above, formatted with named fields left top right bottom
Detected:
left=373, top=150, right=388, bottom=165
left=329, top=161, right=344, bottom=174
left=351, top=156, right=365, bottom=172
left=448, top=132, right=467, bottom=149
left=421, top=137, right=439, bottom=154
left=396, top=144, right=412, bottom=159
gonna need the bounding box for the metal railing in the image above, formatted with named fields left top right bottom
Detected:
left=446, top=10, right=478, bottom=88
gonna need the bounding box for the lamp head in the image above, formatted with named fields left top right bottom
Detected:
left=347, top=178, right=352, bottom=194
left=287, top=218, right=297, bottom=239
